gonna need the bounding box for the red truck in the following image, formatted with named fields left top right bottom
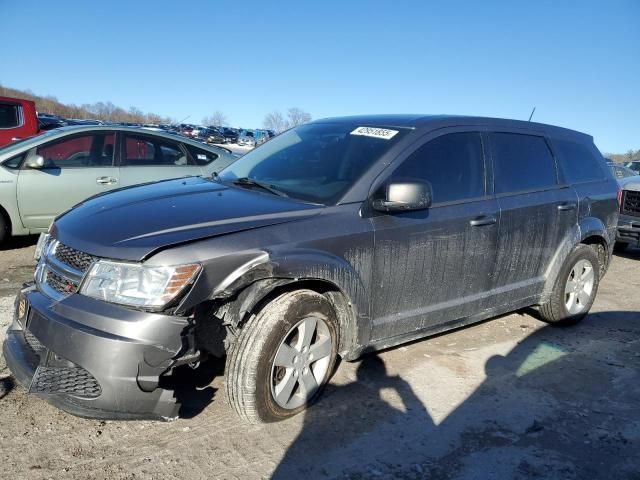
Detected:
left=0, top=96, right=40, bottom=148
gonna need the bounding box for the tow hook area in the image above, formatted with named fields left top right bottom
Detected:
left=137, top=326, right=201, bottom=393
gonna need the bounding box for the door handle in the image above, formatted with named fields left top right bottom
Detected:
left=557, top=203, right=577, bottom=211
left=96, top=176, right=117, bottom=185
left=11, top=137, right=22, bottom=141
left=469, top=215, right=497, bottom=227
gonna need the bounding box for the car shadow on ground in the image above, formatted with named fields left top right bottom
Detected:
left=0, top=235, right=39, bottom=252
left=614, top=245, right=640, bottom=260
left=162, top=355, right=225, bottom=419
left=271, top=311, right=640, bottom=479
left=0, top=375, right=15, bottom=400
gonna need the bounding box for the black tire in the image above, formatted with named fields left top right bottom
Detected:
left=539, top=244, right=600, bottom=326
left=613, top=242, right=628, bottom=253
left=225, top=289, right=339, bottom=423
left=0, top=214, right=8, bottom=245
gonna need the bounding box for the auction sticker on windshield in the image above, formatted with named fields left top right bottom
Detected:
left=350, top=126, right=399, bottom=140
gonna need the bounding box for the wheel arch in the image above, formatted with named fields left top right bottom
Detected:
left=184, top=249, right=371, bottom=360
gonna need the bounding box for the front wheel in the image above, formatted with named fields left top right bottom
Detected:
left=225, top=290, right=339, bottom=423
left=538, top=245, right=600, bottom=326
left=0, top=215, right=8, bottom=245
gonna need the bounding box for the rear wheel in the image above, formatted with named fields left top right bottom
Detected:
left=225, top=289, right=339, bottom=423
left=539, top=245, right=600, bottom=326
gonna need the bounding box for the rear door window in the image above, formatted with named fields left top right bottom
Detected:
left=389, top=132, right=486, bottom=204
left=36, top=133, right=115, bottom=168
left=123, top=134, right=189, bottom=166
left=553, top=139, right=606, bottom=184
left=0, top=103, right=21, bottom=129
left=491, top=133, right=557, bottom=194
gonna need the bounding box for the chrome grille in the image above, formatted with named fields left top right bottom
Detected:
left=622, top=190, right=640, bottom=217
left=45, top=270, right=79, bottom=295
left=36, top=239, right=96, bottom=301
left=54, top=243, right=96, bottom=273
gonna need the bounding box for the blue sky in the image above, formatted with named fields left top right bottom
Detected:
left=1, top=0, right=638, bottom=152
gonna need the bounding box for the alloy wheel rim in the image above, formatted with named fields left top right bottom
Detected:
left=270, top=316, right=333, bottom=410
left=564, top=259, right=595, bottom=314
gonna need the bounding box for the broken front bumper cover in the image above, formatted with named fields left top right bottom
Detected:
left=3, top=285, right=192, bottom=420
left=616, top=214, right=640, bottom=247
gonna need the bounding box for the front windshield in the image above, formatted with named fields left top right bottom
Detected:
left=218, top=122, right=410, bottom=204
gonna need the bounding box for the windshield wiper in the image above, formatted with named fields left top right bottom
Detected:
left=232, top=177, right=289, bottom=197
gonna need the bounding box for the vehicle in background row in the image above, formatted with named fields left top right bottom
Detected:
left=3, top=115, right=618, bottom=423
left=204, top=127, right=226, bottom=144
left=37, top=114, right=68, bottom=131
left=0, top=125, right=236, bottom=244
left=614, top=175, right=640, bottom=252
left=0, top=97, right=39, bottom=147
left=609, top=162, right=638, bottom=179
left=626, top=160, right=640, bottom=173
left=222, top=127, right=239, bottom=143
left=237, top=129, right=256, bottom=147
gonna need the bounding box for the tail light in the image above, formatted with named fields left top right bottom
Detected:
left=617, top=188, right=623, bottom=209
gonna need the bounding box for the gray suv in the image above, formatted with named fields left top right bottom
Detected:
left=3, top=115, right=618, bottom=423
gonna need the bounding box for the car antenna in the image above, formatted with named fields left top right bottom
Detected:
left=528, top=107, right=536, bottom=122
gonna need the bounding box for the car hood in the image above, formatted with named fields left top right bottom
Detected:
left=619, top=175, right=640, bottom=191
left=53, top=176, right=322, bottom=261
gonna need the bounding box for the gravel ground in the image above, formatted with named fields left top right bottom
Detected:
left=0, top=240, right=638, bottom=479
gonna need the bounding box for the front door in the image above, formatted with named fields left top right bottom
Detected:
left=370, top=131, right=499, bottom=341
left=16, top=131, right=119, bottom=230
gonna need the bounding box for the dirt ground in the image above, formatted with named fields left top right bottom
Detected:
left=0, top=237, right=638, bottom=480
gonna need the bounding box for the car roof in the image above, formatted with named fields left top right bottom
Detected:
left=311, top=114, right=593, bottom=142
left=0, top=125, right=233, bottom=159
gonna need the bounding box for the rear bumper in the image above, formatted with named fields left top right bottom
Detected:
left=3, top=285, right=194, bottom=420
left=616, top=214, right=640, bottom=246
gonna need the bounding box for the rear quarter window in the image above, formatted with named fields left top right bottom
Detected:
left=0, top=103, right=21, bottom=129
left=491, top=133, right=558, bottom=194
left=185, top=145, right=219, bottom=166
left=553, top=139, right=606, bottom=184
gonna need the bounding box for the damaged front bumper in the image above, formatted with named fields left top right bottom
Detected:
left=2, top=284, right=196, bottom=420
left=616, top=214, right=640, bottom=247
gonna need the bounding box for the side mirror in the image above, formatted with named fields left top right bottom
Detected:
left=372, top=181, right=433, bottom=212
left=25, top=154, right=45, bottom=169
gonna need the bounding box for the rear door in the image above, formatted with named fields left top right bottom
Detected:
left=489, top=132, right=578, bottom=301
left=118, top=132, right=203, bottom=187
left=16, top=131, right=118, bottom=230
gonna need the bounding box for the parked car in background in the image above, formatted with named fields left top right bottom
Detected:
left=222, top=127, right=239, bottom=143
left=254, top=130, right=270, bottom=145
left=0, top=125, right=236, bottom=244
left=205, top=127, right=226, bottom=144
left=237, top=129, right=257, bottom=147
left=0, top=97, right=39, bottom=147
left=608, top=161, right=638, bottom=180
left=37, top=114, right=68, bottom=131
left=614, top=174, right=640, bottom=252
left=2, top=115, right=618, bottom=423
left=66, top=119, right=104, bottom=126
left=626, top=160, right=640, bottom=173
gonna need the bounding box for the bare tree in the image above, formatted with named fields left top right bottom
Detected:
left=263, top=111, right=288, bottom=133
left=286, top=107, right=312, bottom=127
left=202, top=111, right=228, bottom=127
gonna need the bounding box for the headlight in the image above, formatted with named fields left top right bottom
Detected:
left=80, top=261, right=200, bottom=309
left=34, top=233, right=51, bottom=261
